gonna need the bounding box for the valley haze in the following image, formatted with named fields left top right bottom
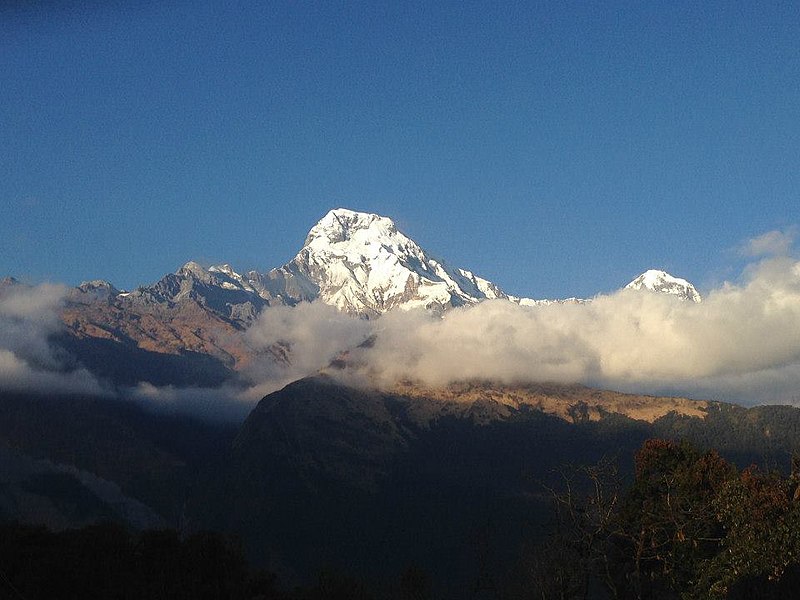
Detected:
left=2, top=208, right=800, bottom=417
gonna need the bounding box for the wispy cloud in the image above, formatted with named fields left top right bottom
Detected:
left=243, top=301, right=372, bottom=392
left=0, top=283, right=105, bottom=395
left=740, top=228, right=797, bottom=258
left=127, top=382, right=254, bottom=422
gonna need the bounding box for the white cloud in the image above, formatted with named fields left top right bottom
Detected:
left=242, top=256, right=800, bottom=406
left=243, top=300, right=372, bottom=390
left=741, top=228, right=797, bottom=257
left=0, top=283, right=105, bottom=395
left=0, top=348, right=105, bottom=396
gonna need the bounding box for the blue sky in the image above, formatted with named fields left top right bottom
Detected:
left=2, top=1, right=798, bottom=299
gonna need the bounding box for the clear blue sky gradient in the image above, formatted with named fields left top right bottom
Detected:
left=2, top=1, right=798, bottom=298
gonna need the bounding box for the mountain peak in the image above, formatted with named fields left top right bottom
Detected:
left=178, top=261, right=208, bottom=278
left=625, top=269, right=702, bottom=303
left=270, top=208, right=506, bottom=316
left=78, top=280, right=120, bottom=296
left=208, top=264, right=237, bottom=277
left=304, top=208, right=398, bottom=248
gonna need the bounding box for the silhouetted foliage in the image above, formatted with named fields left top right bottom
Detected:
left=530, top=439, right=800, bottom=599
left=396, top=565, right=433, bottom=600
left=0, top=522, right=279, bottom=600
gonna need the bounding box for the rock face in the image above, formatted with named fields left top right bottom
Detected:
left=625, top=269, right=702, bottom=303
left=61, top=260, right=295, bottom=385
left=122, top=261, right=273, bottom=322
left=60, top=264, right=273, bottom=386
left=388, top=379, right=710, bottom=424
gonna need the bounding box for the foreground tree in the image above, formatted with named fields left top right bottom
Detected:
left=698, top=465, right=800, bottom=598
left=529, top=439, right=800, bottom=599
left=617, top=439, right=734, bottom=598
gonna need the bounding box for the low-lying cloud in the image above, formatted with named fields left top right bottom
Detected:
left=128, top=382, right=255, bottom=423
left=244, top=254, right=800, bottom=406
left=242, top=301, right=372, bottom=398
left=0, top=283, right=104, bottom=396
left=5, top=231, right=800, bottom=418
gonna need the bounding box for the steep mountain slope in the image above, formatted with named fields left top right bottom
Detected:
left=230, top=375, right=711, bottom=491
left=61, top=280, right=247, bottom=386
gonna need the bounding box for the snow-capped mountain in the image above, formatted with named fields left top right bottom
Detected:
left=624, top=269, right=702, bottom=303
left=85, top=209, right=702, bottom=319
left=266, top=208, right=508, bottom=316
left=108, top=209, right=509, bottom=319
left=22, top=208, right=706, bottom=389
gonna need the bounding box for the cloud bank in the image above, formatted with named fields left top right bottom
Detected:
left=242, top=301, right=372, bottom=398
left=5, top=231, right=800, bottom=418
left=244, top=255, right=800, bottom=406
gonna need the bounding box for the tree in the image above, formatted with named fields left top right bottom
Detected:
left=618, top=439, right=735, bottom=598
left=530, top=457, right=625, bottom=599
left=699, top=465, right=800, bottom=598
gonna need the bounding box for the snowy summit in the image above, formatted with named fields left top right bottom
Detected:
left=624, top=269, right=702, bottom=303
left=269, top=208, right=508, bottom=316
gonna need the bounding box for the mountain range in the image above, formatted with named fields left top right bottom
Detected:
left=96, top=207, right=702, bottom=316
left=24, top=208, right=700, bottom=389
